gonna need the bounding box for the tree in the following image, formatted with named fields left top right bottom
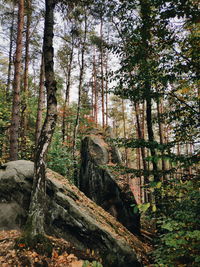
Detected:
left=57, top=33, right=75, bottom=143
left=9, top=0, right=24, bottom=161
left=35, top=53, right=45, bottom=146
left=20, top=0, right=32, bottom=157
left=72, top=6, right=88, bottom=185
left=26, top=0, right=57, bottom=238
left=6, top=1, right=15, bottom=99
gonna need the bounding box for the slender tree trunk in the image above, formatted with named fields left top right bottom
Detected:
left=62, top=41, right=73, bottom=143
left=134, top=102, right=148, bottom=202
left=35, top=53, right=45, bottom=146
left=91, top=76, right=94, bottom=118
left=93, top=51, right=98, bottom=124
left=6, top=3, right=15, bottom=100
left=134, top=103, right=147, bottom=175
left=136, top=135, right=142, bottom=203
left=146, top=97, right=158, bottom=177
left=100, top=16, right=105, bottom=128
left=140, top=0, right=158, bottom=185
left=105, top=51, right=109, bottom=126
left=21, top=0, right=31, bottom=158
left=156, top=99, right=166, bottom=180
left=32, top=58, right=37, bottom=93
left=122, top=99, right=128, bottom=167
left=72, top=11, right=87, bottom=185
left=9, top=0, right=24, bottom=161
left=26, top=0, right=57, bottom=237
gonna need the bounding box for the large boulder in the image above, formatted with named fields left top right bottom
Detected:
left=0, top=160, right=150, bottom=267
left=78, top=134, right=140, bottom=235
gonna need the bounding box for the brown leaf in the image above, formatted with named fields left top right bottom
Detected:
left=52, top=250, right=59, bottom=259
left=67, top=254, right=77, bottom=261
left=18, top=243, right=25, bottom=248
left=69, top=260, right=84, bottom=267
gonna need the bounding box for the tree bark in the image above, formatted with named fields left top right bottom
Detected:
left=21, top=0, right=31, bottom=158
left=26, top=0, right=57, bottom=237
left=140, top=0, right=158, bottom=182
left=6, top=2, right=15, bottom=100
left=62, top=38, right=74, bottom=143
left=146, top=97, right=158, bottom=178
left=134, top=102, right=148, bottom=202
left=9, top=0, right=24, bottom=161
left=100, top=16, right=105, bottom=128
left=156, top=99, right=166, bottom=180
left=122, top=99, right=128, bottom=168
left=72, top=11, right=87, bottom=185
left=93, top=51, right=98, bottom=124
left=105, top=51, right=109, bottom=126
left=134, top=103, right=147, bottom=175
left=35, top=53, right=45, bottom=146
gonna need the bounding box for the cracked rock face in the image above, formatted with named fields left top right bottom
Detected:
left=0, top=160, right=147, bottom=267
left=79, top=134, right=140, bottom=235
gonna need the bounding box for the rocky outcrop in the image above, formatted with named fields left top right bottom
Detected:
left=78, top=134, right=140, bottom=235
left=0, top=160, right=150, bottom=267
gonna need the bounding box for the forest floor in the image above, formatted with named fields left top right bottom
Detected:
left=0, top=230, right=102, bottom=267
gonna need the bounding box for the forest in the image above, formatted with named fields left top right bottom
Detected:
left=0, top=0, right=199, bottom=266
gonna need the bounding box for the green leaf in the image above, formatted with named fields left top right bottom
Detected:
left=156, top=182, right=162, bottom=189
left=152, top=204, right=157, bottom=212
left=138, top=202, right=151, bottom=213
left=161, top=222, right=174, bottom=232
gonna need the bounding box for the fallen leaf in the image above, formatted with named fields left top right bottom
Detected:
left=52, top=250, right=59, bottom=259
left=67, top=254, right=77, bottom=261
left=18, top=243, right=25, bottom=248
left=69, top=260, right=84, bottom=267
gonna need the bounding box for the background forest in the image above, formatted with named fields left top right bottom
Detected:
left=0, top=0, right=199, bottom=266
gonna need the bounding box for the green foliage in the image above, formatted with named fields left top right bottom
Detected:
left=0, top=84, right=11, bottom=162
left=83, top=260, right=103, bottom=267
left=47, top=130, right=74, bottom=179
left=153, top=179, right=200, bottom=266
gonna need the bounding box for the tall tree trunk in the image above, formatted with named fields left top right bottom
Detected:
left=100, top=16, right=105, bottom=128
left=9, top=0, right=24, bottom=161
left=62, top=40, right=74, bottom=143
left=35, top=53, right=45, bottom=146
left=26, top=0, right=57, bottom=237
left=21, top=0, right=31, bottom=158
left=72, top=11, right=87, bottom=185
left=146, top=97, right=158, bottom=177
left=105, top=51, right=109, bottom=126
left=156, top=99, right=166, bottom=180
left=139, top=0, right=160, bottom=206
left=6, top=2, right=15, bottom=100
left=136, top=125, right=142, bottom=203
left=122, top=99, right=128, bottom=167
left=134, top=103, right=147, bottom=175
left=140, top=0, right=158, bottom=181
left=93, top=51, right=98, bottom=124
left=134, top=102, right=148, bottom=202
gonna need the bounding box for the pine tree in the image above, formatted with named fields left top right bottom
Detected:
left=9, top=0, right=24, bottom=161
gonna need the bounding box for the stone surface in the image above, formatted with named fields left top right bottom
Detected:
left=79, top=134, right=140, bottom=235
left=0, top=160, right=149, bottom=267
